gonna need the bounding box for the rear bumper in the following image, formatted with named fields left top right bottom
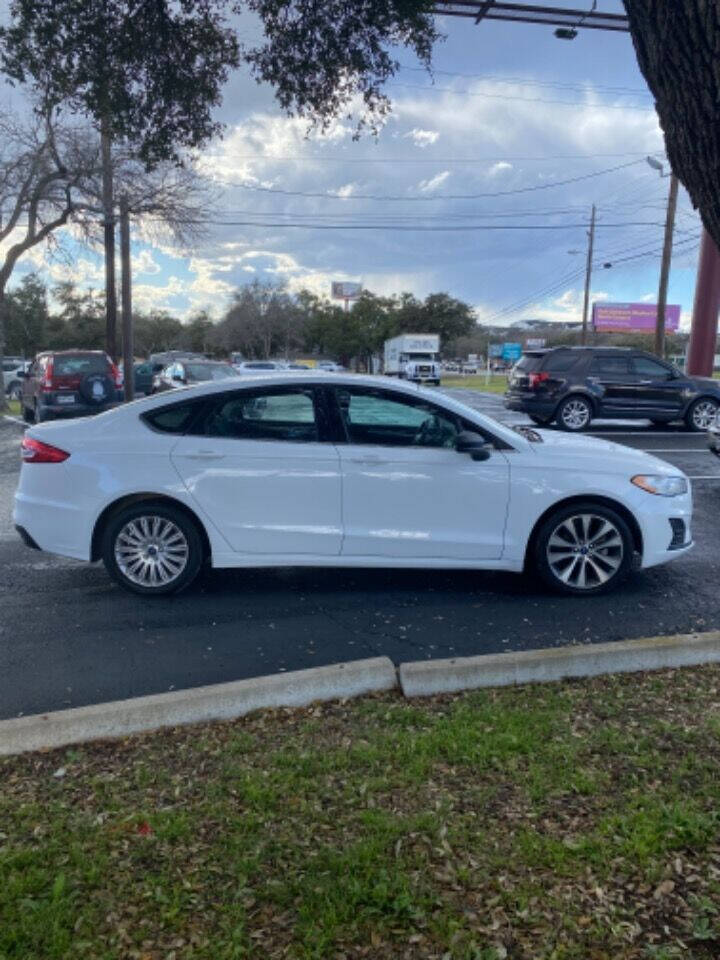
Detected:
left=504, top=392, right=556, bottom=417
left=38, top=400, right=121, bottom=418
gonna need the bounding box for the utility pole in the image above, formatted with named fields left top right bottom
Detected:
left=581, top=204, right=596, bottom=345
left=101, top=119, right=118, bottom=361
left=120, top=195, right=134, bottom=402
left=654, top=173, right=679, bottom=358
left=687, top=228, right=720, bottom=376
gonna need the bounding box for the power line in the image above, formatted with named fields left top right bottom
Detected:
left=397, top=64, right=652, bottom=97
left=177, top=218, right=665, bottom=231
left=200, top=151, right=651, bottom=165
left=216, top=158, right=644, bottom=202
left=389, top=82, right=656, bottom=111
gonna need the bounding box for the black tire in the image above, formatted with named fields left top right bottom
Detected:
left=102, top=501, right=204, bottom=596
left=684, top=397, right=719, bottom=432
left=534, top=502, right=634, bottom=596
left=22, top=403, right=34, bottom=423
left=555, top=395, right=593, bottom=432
left=35, top=401, right=51, bottom=423
left=530, top=415, right=551, bottom=426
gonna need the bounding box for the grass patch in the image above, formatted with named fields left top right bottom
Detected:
left=4, top=398, right=21, bottom=417
left=3, top=667, right=720, bottom=958
left=439, top=374, right=509, bottom=394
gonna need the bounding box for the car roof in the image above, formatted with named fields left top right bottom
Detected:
left=36, top=349, right=108, bottom=357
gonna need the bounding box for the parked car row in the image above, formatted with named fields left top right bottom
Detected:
left=8, top=350, right=349, bottom=422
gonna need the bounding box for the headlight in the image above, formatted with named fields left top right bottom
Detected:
left=631, top=475, right=688, bottom=497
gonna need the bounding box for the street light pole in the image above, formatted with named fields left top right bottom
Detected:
left=581, top=204, right=596, bottom=345
left=654, top=172, right=679, bottom=358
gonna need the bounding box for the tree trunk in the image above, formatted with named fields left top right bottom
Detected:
left=624, top=1, right=720, bottom=250
left=0, top=289, right=7, bottom=411
left=101, top=117, right=118, bottom=361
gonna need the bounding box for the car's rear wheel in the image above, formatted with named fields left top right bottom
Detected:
left=102, top=502, right=203, bottom=596
left=555, top=395, right=592, bottom=432
left=685, top=397, right=719, bottom=432
left=534, top=503, right=633, bottom=595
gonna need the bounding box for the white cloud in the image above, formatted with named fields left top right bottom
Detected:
left=332, top=183, right=359, bottom=198
left=131, top=249, right=161, bottom=276
left=405, top=128, right=439, bottom=148
left=488, top=161, right=513, bottom=177
left=418, top=170, right=450, bottom=193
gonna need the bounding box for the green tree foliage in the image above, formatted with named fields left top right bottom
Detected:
left=244, top=0, right=438, bottom=136
left=4, top=273, right=48, bottom=357
left=0, top=1, right=240, bottom=168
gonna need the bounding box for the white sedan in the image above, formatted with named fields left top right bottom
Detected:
left=13, top=374, right=693, bottom=596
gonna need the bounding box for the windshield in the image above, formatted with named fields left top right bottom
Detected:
left=186, top=363, right=237, bottom=381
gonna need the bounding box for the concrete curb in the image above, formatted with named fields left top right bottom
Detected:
left=0, top=656, right=397, bottom=757
left=399, top=631, right=720, bottom=697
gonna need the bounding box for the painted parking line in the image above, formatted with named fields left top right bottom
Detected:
left=2, top=415, right=24, bottom=427
left=688, top=475, right=720, bottom=480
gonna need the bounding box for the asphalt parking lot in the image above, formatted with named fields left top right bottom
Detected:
left=2, top=391, right=720, bottom=720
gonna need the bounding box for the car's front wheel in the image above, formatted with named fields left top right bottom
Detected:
left=555, top=395, right=593, bottom=432
left=102, top=502, right=204, bottom=596
left=534, top=503, right=633, bottom=595
left=685, top=397, right=719, bottom=432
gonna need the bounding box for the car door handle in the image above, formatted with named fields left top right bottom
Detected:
left=185, top=451, right=225, bottom=460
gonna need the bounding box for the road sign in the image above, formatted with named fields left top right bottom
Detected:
left=525, top=337, right=546, bottom=349
left=331, top=281, right=362, bottom=300
left=488, top=344, right=503, bottom=358
left=501, top=342, right=523, bottom=362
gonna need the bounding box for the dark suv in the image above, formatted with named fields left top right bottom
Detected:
left=505, top=346, right=720, bottom=432
left=21, top=350, right=123, bottom=423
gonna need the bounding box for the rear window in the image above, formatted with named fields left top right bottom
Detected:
left=53, top=354, right=110, bottom=376
left=514, top=354, right=544, bottom=372
left=142, top=401, right=203, bottom=434
left=186, top=363, right=236, bottom=381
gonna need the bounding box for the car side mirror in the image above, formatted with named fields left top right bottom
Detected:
left=455, top=430, right=491, bottom=461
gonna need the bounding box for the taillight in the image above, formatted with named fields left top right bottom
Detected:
left=21, top=436, right=70, bottom=463
left=41, top=358, right=54, bottom=391
left=110, top=362, right=123, bottom=388
left=528, top=371, right=550, bottom=389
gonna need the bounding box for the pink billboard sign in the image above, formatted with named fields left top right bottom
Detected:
left=592, top=302, right=681, bottom=332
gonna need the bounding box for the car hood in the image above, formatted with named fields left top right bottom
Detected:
left=527, top=430, right=683, bottom=477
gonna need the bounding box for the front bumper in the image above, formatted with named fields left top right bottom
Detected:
left=635, top=491, right=693, bottom=569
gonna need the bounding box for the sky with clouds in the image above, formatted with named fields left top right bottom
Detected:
left=0, top=0, right=704, bottom=331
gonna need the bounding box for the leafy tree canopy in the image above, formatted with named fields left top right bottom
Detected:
left=0, top=0, right=240, bottom=167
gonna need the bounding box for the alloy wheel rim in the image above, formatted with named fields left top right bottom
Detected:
left=114, top=516, right=189, bottom=587
left=546, top=513, right=624, bottom=590
left=561, top=399, right=590, bottom=430
left=692, top=400, right=718, bottom=430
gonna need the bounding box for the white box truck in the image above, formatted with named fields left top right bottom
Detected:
left=383, top=334, right=441, bottom=384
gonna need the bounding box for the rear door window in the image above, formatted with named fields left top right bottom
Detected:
left=198, top=388, right=320, bottom=442
left=589, top=356, right=633, bottom=377
left=542, top=353, right=578, bottom=374
left=142, top=400, right=205, bottom=434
